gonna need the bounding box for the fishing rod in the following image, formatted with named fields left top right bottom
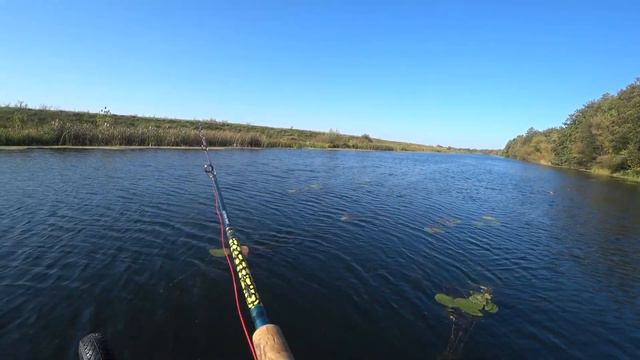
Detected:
left=199, top=127, right=294, bottom=360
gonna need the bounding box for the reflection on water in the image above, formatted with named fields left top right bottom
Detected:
left=0, top=149, right=639, bottom=359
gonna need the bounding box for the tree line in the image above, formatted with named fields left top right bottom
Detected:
left=503, top=79, right=640, bottom=178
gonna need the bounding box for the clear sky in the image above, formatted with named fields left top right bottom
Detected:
left=1, top=0, right=638, bottom=148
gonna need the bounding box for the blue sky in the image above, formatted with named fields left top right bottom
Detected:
left=1, top=0, right=638, bottom=148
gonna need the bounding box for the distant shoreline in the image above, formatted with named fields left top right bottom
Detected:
left=0, top=145, right=492, bottom=154
left=0, top=106, right=500, bottom=154
left=0, top=145, right=210, bottom=150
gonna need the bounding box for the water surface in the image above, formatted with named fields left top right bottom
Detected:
left=1, top=149, right=639, bottom=359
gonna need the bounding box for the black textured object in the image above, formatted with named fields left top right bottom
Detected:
left=78, top=333, right=113, bottom=360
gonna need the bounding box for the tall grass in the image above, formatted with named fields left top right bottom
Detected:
left=0, top=106, right=497, bottom=153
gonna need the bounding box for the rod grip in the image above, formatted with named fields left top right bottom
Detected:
left=252, top=324, right=294, bottom=360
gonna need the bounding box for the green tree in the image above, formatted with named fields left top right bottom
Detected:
left=504, top=78, right=640, bottom=177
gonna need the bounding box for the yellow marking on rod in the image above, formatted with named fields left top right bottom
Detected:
left=227, top=233, right=261, bottom=309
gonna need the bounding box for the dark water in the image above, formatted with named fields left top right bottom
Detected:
left=1, top=149, right=639, bottom=359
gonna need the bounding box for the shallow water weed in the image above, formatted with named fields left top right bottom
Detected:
left=425, top=226, right=445, bottom=234
left=340, top=213, right=363, bottom=222
left=473, top=215, right=500, bottom=226
left=288, top=183, right=322, bottom=194
left=439, top=217, right=461, bottom=227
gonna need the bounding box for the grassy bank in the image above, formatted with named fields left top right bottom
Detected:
left=587, top=167, right=640, bottom=182
left=0, top=106, right=497, bottom=153
left=538, top=160, right=640, bottom=183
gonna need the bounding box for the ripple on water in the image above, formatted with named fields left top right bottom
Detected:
left=1, top=149, right=639, bottom=359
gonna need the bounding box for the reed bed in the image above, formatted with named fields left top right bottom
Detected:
left=0, top=106, right=496, bottom=153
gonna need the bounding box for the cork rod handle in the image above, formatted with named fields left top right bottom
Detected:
left=252, top=324, right=294, bottom=360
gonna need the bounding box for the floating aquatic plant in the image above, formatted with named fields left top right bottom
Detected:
left=435, top=287, right=498, bottom=317
left=209, top=248, right=227, bottom=257
left=340, top=213, right=362, bottom=222
left=425, top=226, right=445, bottom=234
left=473, top=215, right=500, bottom=227
left=482, top=215, right=500, bottom=223
left=288, top=183, right=322, bottom=194
left=436, top=286, right=498, bottom=359
left=439, top=218, right=461, bottom=227
left=209, top=246, right=249, bottom=258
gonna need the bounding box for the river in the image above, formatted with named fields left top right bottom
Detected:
left=1, top=149, right=639, bottom=359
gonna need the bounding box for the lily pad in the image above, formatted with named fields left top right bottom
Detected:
left=209, top=246, right=249, bottom=258
left=453, top=298, right=483, bottom=316
left=434, top=288, right=498, bottom=317
left=467, top=291, right=490, bottom=306
left=209, top=248, right=227, bottom=257
left=435, top=293, right=455, bottom=307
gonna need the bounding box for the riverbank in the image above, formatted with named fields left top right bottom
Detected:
left=0, top=145, right=206, bottom=150
left=519, top=157, right=640, bottom=183
left=503, top=79, right=640, bottom=182
left=587, top=167, right=640, bottom=183
left=0, top=106, right=499, bottom=154
left=0, top=145, right=501, bottom=157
